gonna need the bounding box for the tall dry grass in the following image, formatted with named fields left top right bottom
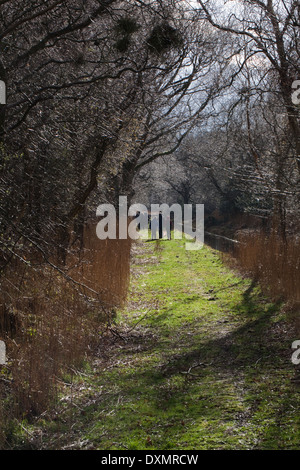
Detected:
left=0, top=220, right=132, bottom=434
left=69, top=221, right=131, bottom=309
left=235, top=230, right=300, bottom=304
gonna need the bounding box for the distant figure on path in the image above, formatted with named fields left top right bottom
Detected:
left=150, top=212, right=171, bottom=240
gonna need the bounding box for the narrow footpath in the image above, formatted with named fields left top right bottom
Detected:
left=27, top=237, right=300, bottom=450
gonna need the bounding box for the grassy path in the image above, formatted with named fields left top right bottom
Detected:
left=23, top=238, right=300, bottom=449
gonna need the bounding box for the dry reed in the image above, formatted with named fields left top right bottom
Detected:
left=0, top=220, right=132, bottom=428
left=235, top=230, right=300, bottom=304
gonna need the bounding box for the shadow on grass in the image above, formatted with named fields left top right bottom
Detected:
left=30, top=282, right=298, bottom=450
left=152, top=285, right=284, bottom=377
left=93, top=288, right=297, bottom=448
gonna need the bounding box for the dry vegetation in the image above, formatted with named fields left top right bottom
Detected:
left=0, top=221, right=131, bottom=444
left=235, top=230, right=300, bottom=305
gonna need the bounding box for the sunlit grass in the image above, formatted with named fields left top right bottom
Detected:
left=11, top=236, right=300, bottom=450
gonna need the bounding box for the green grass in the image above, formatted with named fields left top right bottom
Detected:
left=10, top=237, right=300, bottom=450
